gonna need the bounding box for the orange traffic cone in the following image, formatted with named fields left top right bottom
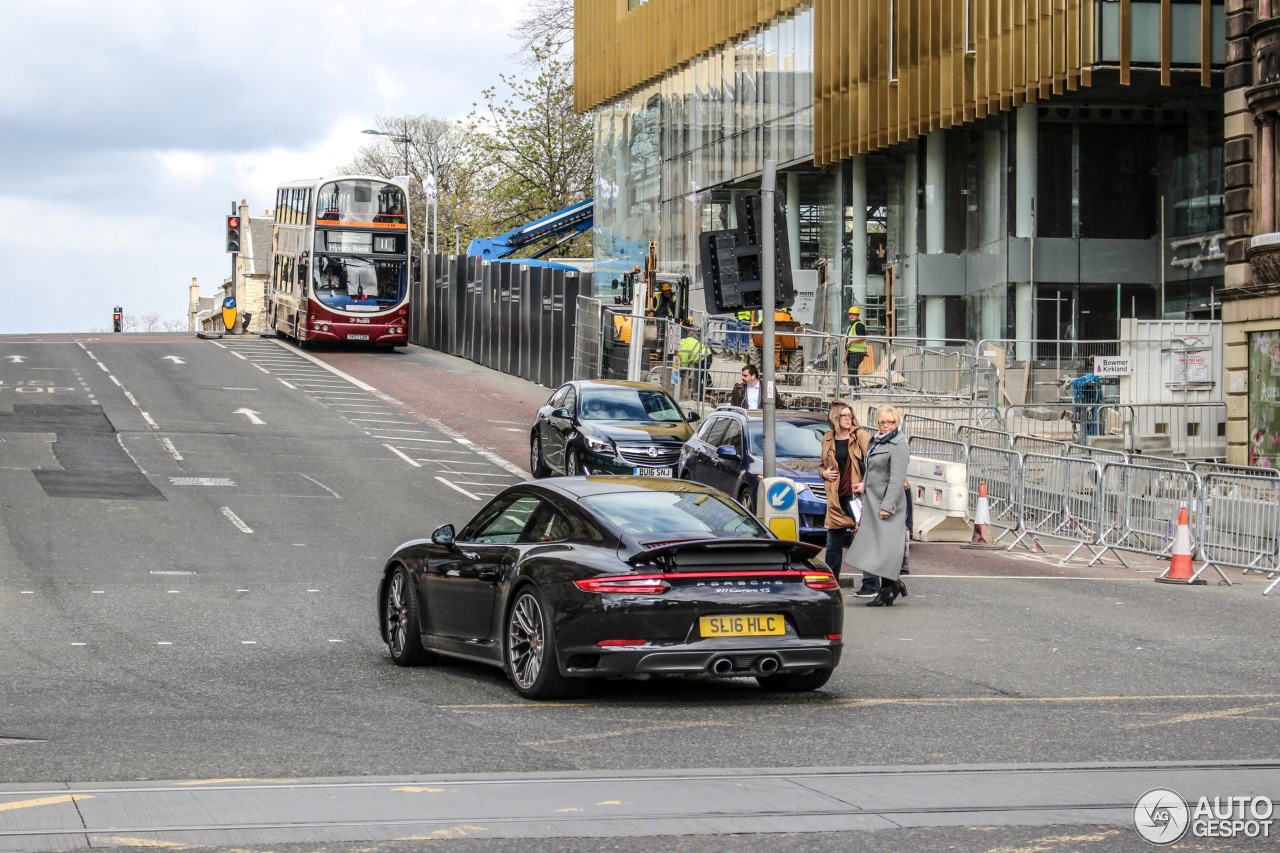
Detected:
left=961, top=480, right=1002, bottom=550
left=1155, top=503, right=1206, bottom=585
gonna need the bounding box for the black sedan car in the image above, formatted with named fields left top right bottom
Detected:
left=378, top=477, right=842, bottom=700
left=678, top=406, right=832, bottom=542
left=530, top=380, right=699, bottom=479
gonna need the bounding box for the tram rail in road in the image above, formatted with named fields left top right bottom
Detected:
left=1, top=761, right=1276, bottom=850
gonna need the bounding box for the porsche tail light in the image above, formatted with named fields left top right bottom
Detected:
left=596, top=639, right=648, bottom=647
left=803, top=572, right=839, bottom=590
left=574, top=576, right=669, bottom=595
left=826, top=633, right=842, bottom=641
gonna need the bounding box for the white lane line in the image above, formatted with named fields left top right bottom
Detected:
left=277, top=378, right=297, bottom=390
left=435, top=476, right=481, bottom=500
left=362, top=427, right=434, bottom=433
left=424, top=459, right=494, bottom=467
left=385, top=444, right=421, bottom=467
left=142, top=412, right=158, bottom=429
left=271, top=339, right=376, bottom=390
left=221, top=507, right=254, bottom=533
left=373, top=435, right=450, bottom=443
left=434, top=471, right=512, bottom=479
left=299, top=473, right=341, bottom=498
left=160, top=438, right=183, bottom=461
left=350, top=419, right=417, bottom=425
left=254, top=364, right=271, bottom=374
left=231, top=351, right=247, bottom=360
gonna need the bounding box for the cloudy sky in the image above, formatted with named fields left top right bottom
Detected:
left=0, top=0, right=532, bottom=334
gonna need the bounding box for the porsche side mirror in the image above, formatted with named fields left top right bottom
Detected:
left=431, top=524, right=456, bottom=547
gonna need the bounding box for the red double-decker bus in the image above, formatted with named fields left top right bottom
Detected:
left=267, top=176, right=411, bottom=349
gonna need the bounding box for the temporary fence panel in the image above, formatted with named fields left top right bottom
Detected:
left=1198, top=472, right=1280, bottom=586
left=965, top=445, right=1022, bottom=539
left=1126, top=402, right=1227, bottom=461
left=958, top=424, right=1014, bottom=449
left=1002, top=404, right=1078, bottom=441
left=907, top=435, right=967, bottom=464
left=1012, top=453, right=1105, bottom=565
left=573, top=296, right=604, bottom=380
left=1092, top=463, right=1202, bottom=567
left=978, top=337, right=1121, bottom=406
left=1117, top=319, right=1222, bottom=406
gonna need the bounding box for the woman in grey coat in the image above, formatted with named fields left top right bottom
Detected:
left=848, top=404, right=911, bottom=606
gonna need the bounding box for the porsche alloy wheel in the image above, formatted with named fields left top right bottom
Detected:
left=384, top=567, right=433, bottom=666
left=505, top=586, right=579, bottom=700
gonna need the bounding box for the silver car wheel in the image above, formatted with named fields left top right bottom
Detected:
left=507, top=591, right=545, bottom=691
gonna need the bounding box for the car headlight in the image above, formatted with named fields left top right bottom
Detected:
left=583, top=435, right=613, bottom=454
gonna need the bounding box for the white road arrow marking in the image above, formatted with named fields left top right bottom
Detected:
left=162, top=356, right=186, bottom=364
left=6, top=355, right=25, bottom=363
left=234, top=408, right=265, bottom=425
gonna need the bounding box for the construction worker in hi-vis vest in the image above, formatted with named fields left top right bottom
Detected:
left=845, top=305, right=868, bottom=388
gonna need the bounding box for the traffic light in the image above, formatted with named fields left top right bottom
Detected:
left=112, top=306, right=122, bottom=333
left=225, top=215, right=242, bottom=253
left=698, top=191, right=794, bottom=314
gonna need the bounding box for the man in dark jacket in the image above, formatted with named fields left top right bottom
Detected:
left=730, top=363, right=783, bottom=409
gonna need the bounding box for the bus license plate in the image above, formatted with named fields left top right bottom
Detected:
left=699, top=614, right=785, bottom=637
left=633, top=466, right=673, bottom=477
left=347, top=334, right=370, bottom=340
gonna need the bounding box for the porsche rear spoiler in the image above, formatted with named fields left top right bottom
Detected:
left=624, top=536, right=822, bottom=570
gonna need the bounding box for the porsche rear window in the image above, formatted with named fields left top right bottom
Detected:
left=583, top=491, right=767, bottom=537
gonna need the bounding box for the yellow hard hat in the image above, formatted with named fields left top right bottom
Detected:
left=660, top=282, right=672, bottom=292
left=847, top=306, right=861, bottom=315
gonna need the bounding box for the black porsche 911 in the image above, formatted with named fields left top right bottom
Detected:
left=378, top=477, right=842, bottom=700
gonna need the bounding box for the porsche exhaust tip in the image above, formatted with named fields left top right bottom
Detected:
left=710, top=657, right=734, bottom=675
left=756, top=655, right=780, bottom=675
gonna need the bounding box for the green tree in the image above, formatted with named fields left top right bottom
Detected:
left=467, top=40, right=593, bottom=259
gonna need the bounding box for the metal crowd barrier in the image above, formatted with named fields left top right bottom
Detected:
left=1092, top=464, right=1202, bottom=568
left=1012, top=434, right=1070, bottom=457
left=903, top=413, right=959, bottom=441
left=959, top=424, right=1013, bottom=449
left=1011, top=453, right=1106, bottom=565
left=1198, top=472, right=1280, bottom=588
left=908, top=435, right=967, bottom=464
left=965, top=445, right=1022, bottom=540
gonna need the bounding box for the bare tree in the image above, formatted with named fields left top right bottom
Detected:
left=346, top=116, right=478, bottom=253
left=514, top=0, right=573, bottom=59
left=140, top=312, right=162, bottom=332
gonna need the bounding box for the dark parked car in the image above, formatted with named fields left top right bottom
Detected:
left=378, top=477, right=842, bottom=700
left=678, top=406, right=831, bottom=542
left=530, top=380, right=699, bottom=479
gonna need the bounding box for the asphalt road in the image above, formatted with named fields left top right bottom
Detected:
left=1, top=333, right=1276, bottom=852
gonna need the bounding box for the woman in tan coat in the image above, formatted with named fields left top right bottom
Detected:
left=819, top=399, right=870, bottom=586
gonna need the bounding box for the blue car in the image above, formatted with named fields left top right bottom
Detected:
left=677, top=406, right=831, bottom=543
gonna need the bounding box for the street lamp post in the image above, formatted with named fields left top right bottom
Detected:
left=362, top=127, right=410, bottom=178
left=362, top=126, right=413, bottom=251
